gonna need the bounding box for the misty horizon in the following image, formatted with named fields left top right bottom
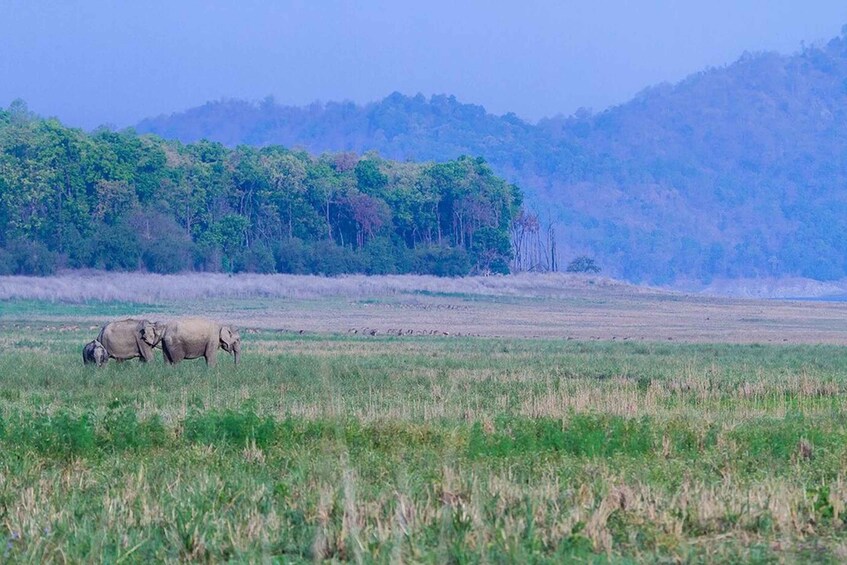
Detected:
left=2, top=1, right=846, bottom=130
left=10, top=32, right=847, bottom=132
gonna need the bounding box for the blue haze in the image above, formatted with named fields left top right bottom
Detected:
left=1, top=1, right=845, bottom=129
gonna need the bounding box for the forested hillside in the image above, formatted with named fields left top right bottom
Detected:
left=0, top=103, right=520, bottom=276
left=138, top=28, right=847, bottom=284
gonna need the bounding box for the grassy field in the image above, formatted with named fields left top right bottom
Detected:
left=3, top=276, right=847, bottom=562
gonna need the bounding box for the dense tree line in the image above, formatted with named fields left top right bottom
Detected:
left=139, top=28, right=847, bottom=283
left=0, top=102, right=521, bottom=276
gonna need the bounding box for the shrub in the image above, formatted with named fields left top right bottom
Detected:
left=130, top=211, right=193, bottom=273
left=99, top=408, right=168, bottom=451
left=273, top=238, right=309, bottom=274
left=413, top=245, right=471, bottom=276
left=470, top=226, right=511, bottom=274
left=467, top=415, right=658, bottom=458
left=360, top=237, right=400, bottom=275
left=193, top=241, right=223, bottom=272
left=566, top=256, right=601, bottom=273
left=307, top=240, right=361, bottom=276
left=92, top=222, right=141, bottom=271
left=2, top=239, right=58, bottom=275
left=0, top=246, right=13, bottom=275
left=184, top=410, right=276, bottom=447
left=8, top=412, right=97, bottom=458
left=234, top=244, right=276, bottom=274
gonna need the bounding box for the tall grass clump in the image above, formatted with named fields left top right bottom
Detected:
left=0, top=271, right=627, bottom=303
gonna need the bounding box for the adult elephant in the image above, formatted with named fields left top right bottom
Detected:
left=161, top=318, right=241, bottom=367
left=98, top=318, right=164, bottom=363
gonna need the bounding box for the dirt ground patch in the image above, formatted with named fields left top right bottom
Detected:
left=4, top=274, right=845, bottom=344
left=215, top=294, right=847, bottom=344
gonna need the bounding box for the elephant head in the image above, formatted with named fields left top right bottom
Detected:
left=219, top=325, right=241, bottom=365
left=140, top=320, right=165, bottom=348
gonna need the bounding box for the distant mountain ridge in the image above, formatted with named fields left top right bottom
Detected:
left=137, top=93, right=544, bottom=168
left=137, top=29, right=847, bottom=284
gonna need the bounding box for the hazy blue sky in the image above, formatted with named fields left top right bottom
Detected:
left=2, top=1, right=845, bottom=129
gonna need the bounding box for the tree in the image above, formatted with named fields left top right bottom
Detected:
left=510, top=208, right=539, bottom=272
left=344, top=193, right=391, bottom=248
left=566, top=256, right=601, bottom=274
left=0, top=104, right=524, bottom=277
left=354, top=158, right=388, bottom=195
left=94, top=180, right=138, bottom=224
left=471, top=226, right=511, bottom=274
left=262, top=151, right=308, bottom=239
left=128, top=210, right=192, bottom=273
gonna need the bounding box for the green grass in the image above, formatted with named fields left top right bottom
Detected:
left=3, top=303, right=847, bottom=561
left=0, top=299, right=167, bottom=318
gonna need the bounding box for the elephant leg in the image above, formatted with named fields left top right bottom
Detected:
left=205, top=343, right=217, bottom=367
left=135, top=336, right=152, bottom=362
left=163, top=343, right=179, bottom=365
left=140, top=344, right=154, bottom=363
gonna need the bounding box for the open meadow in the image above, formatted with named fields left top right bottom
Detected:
left=3, top=273, right=847, bottom=561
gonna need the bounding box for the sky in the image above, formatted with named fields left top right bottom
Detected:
left=1, top=1, right=845, bottom=130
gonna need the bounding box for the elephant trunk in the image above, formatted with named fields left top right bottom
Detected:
left=233, top=344, right=241, bottom=366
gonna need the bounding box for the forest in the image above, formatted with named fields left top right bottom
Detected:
left=0, top=103, right=522, bottom=276
left=138, top=28, right=847, bottom=284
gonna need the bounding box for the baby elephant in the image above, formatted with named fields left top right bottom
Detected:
left=82, top=339, right=108, bottom=367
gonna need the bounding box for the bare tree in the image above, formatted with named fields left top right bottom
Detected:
left=510, top=208, right=539, bottom=272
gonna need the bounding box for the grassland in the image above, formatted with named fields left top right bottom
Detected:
left=3, top=274, right=847, bottom=562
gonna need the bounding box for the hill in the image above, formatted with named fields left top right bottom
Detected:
left=137, top=29, right=847, bottom=284
left=136, top=93, right=549, bottom=181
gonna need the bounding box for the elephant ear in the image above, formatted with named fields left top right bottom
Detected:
left=140, top=322, right=157, bottom=346
left=220, top=326, right=235, bottom=349
left=153, top=321, right=166, bottom=342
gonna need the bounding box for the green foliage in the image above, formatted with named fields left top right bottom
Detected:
left=729, top=413, right=831, bottom=460
left=233, top=243, right=276, bottom=274
left=306, top=240, right=360, bottom=275
left=92, top=221, right=141, bottom=270
left=0, top=408, right=168, bottom=457
left=2, top=411, right=96, bottom=458
left=0, top=239, right=57, bottom=275
left=99, top=407, right=168, bottom=451
left=272, top=237, right=310, bottom=273
left=466, top=415, right=709, bottom=459
left=0, top=108, right=521, bottom=276
left=354, top=158, right=388, bottom=194
left=184, top=409, right=276, bottom=447
left=470, top=225, right=511, bottom=274
left=412, top=245, right=470, bottom=276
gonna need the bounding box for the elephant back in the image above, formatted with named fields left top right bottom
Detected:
left=98, top=318, right=156, bottom=361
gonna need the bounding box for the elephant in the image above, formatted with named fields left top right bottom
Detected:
left=161, top=318, right=241, bottom=367
left=97, top=318, right=165, bottom=363
left=82, top=339, right=108, bottom=367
